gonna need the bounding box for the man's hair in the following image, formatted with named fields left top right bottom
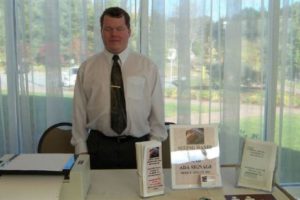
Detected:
left=100, top=7, right=130, bottom=29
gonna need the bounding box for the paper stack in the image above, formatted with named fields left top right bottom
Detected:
left=135, top=141, right=164, bottom=197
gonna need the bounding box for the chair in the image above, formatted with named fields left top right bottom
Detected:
left=37, top=122, right=75, bottom=153
left=162, top=122, right=175, bottom=168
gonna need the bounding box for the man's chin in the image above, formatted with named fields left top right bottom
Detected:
left=107, top=46, right=124, bottom=54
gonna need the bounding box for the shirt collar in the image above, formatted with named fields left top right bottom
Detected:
left=104, top=47, right=130, bottom=66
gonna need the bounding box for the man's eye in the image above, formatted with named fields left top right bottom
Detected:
left=103, top=27, right=126, bottom=32
left=104, top=27, right=113, bottom=32
left=116, top=27, right=125, bottom=31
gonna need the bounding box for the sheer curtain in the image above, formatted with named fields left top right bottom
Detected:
left=0, top=0, right=299, bottom=184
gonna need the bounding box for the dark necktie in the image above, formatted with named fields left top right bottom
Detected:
left=111, top=55, right=127, bottom=134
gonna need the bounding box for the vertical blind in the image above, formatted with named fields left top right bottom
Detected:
left=0, top=0, right=300, bottom=184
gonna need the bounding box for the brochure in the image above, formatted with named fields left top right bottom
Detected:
left=170, top=124, right=222, bottom=189
left=135, top=141, right=164, bottom=197
left=237, top=138, right=277, bottom=192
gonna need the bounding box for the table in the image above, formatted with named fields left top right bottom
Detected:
left=0, top=161, right=294, bottom=200
left=86, top=166, right=292, bottom=200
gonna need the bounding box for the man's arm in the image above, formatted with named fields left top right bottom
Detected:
left=71, top=67, right=89, bottom=154
left=149, top=66, right=168, bottom=142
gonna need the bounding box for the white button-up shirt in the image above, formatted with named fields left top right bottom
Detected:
left=71, top=48, right=167, bottom=154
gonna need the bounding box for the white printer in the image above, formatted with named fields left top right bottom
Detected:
left=0, top=154, right=91, bottom=200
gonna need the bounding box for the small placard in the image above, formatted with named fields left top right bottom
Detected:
left=237, top=139, right=277, bottom=192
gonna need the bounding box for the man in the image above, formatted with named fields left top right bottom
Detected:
left=71, top=7, right=167, bottom=169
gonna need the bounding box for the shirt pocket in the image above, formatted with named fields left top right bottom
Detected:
left=127, top=76, right=145, bottom=100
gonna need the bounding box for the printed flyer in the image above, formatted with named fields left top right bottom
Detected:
left=237, top=139, right=277, bottom=192
left=170, top=124, right=222, bottom=189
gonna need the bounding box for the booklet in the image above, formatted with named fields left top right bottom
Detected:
left=135, top=141, right=164, bottom=197
left=169, top=124, right=222, bottom=189
left=237, top=139, right=277, bottom=192
left=225, top=194, right=277, bottom=200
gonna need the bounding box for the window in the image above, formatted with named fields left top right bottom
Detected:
left=0, top=0, right=300, bottom=185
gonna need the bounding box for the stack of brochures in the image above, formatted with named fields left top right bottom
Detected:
left=135, top=141, right=164, bottom=197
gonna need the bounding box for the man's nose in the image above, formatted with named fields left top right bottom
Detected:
left=111, top=29, right=118, bottom=35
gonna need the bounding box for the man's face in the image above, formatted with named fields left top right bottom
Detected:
left=101, top=15, right=131, bottom=54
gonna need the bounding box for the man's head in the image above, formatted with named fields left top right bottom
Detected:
left=100, top=7, right=131, bottom=54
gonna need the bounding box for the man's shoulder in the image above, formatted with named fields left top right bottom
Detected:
left=79, top=52, right=107, bottom=68
left=128, top=51, right=155, bottom=64
left=82, top=52, right=105, bottom=63
left=129, top=50, right=147, bottom=58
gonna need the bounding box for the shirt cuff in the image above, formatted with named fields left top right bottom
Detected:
left=74, top=140, right=88, bottom=154
left=150, top=133, right=167, bottom=142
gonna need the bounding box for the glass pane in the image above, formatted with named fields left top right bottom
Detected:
left=239, top=1, right=267, bottom=140
left=276, top=0, right=300, bottom=185
left=0, top=0, right=7, bottom=155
